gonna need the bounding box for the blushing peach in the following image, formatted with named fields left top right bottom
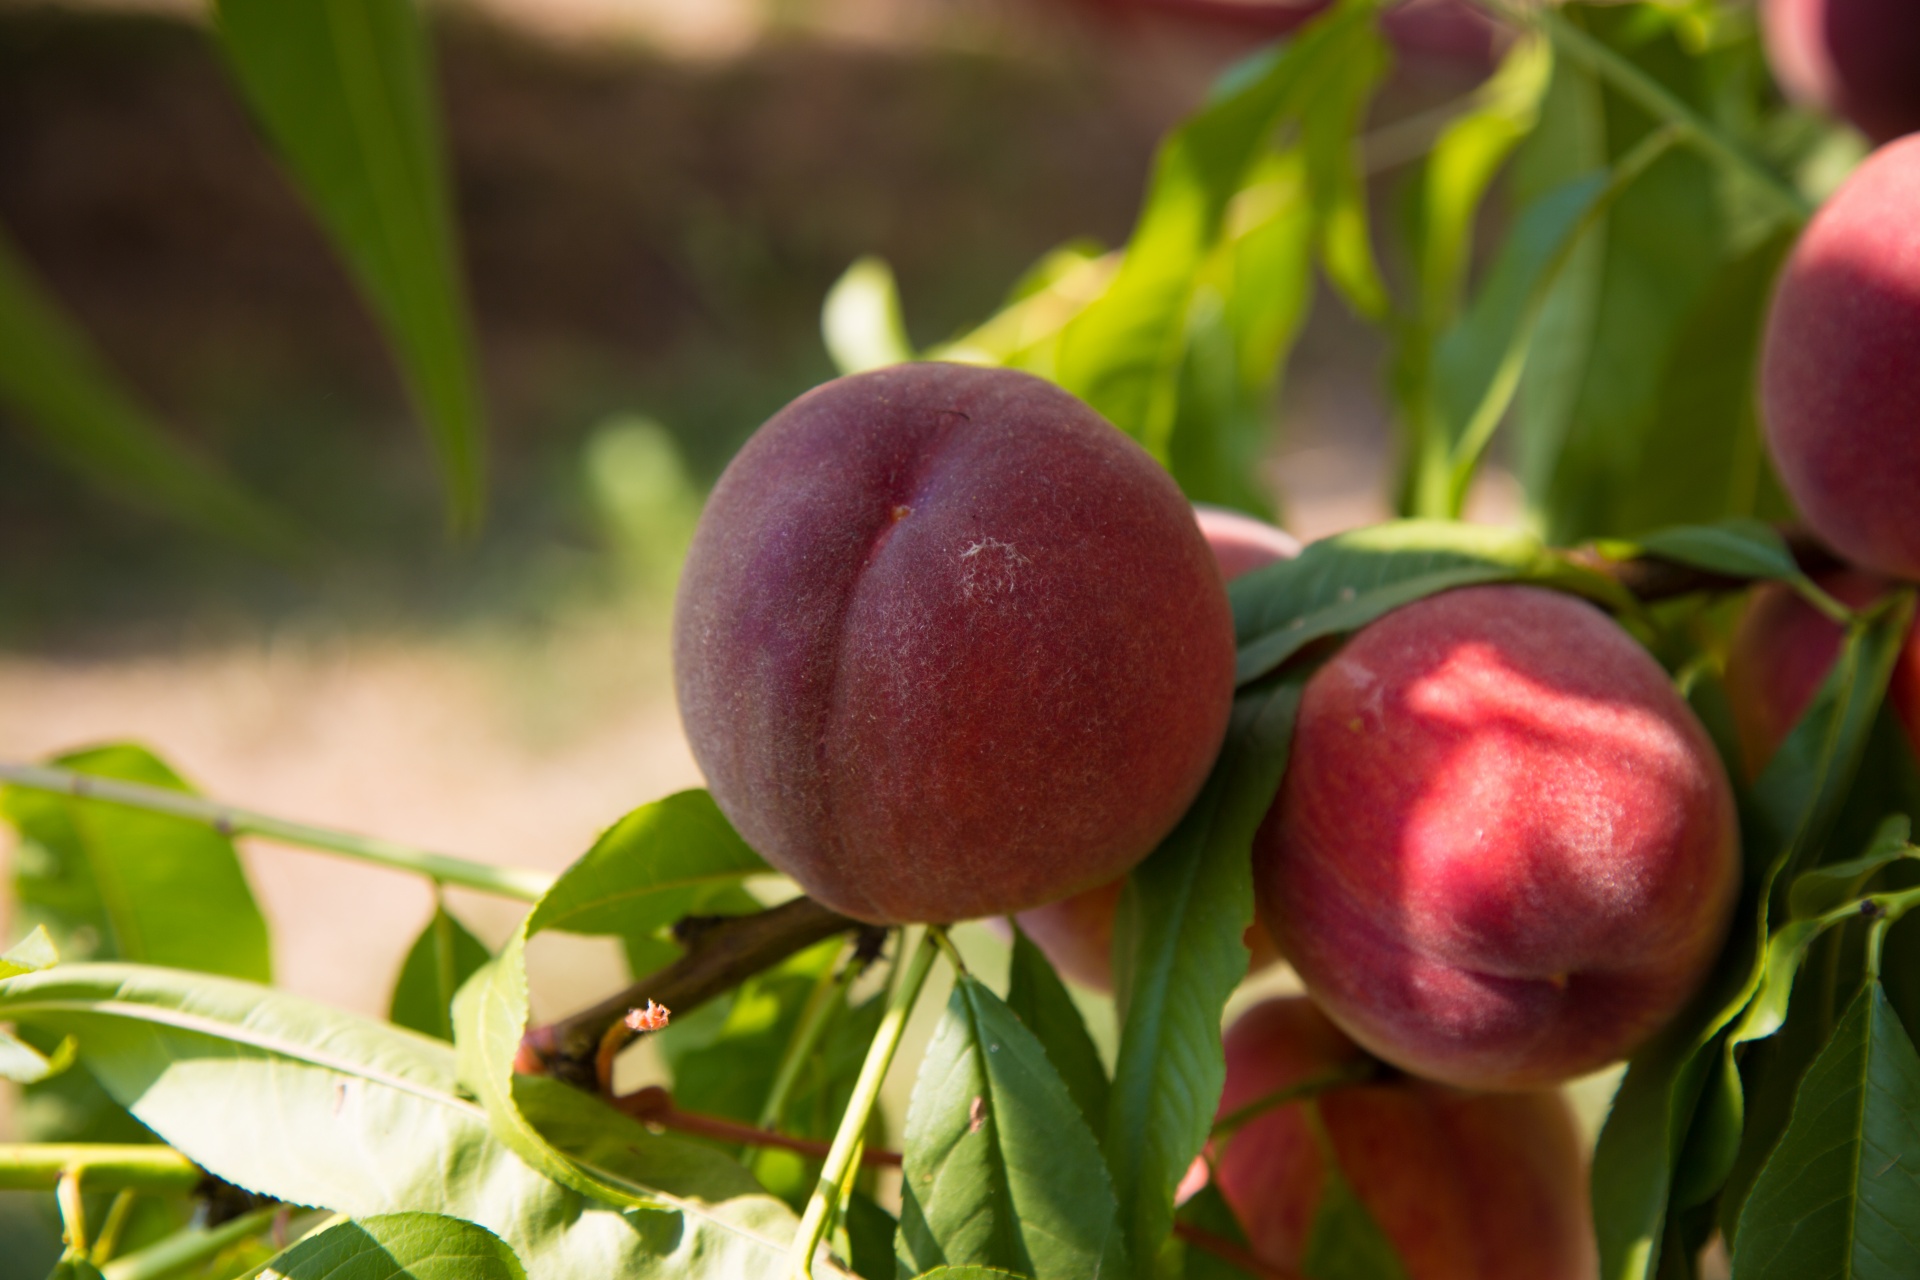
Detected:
left=1212, top=997, right=1596, bottom=1280
left=1011, top=504, right=1296, bottom=989
left=1723, top=571, right=1920, bottom=778
left=1255, top=585, right=1740, bottom=1090
left=1762, top=136, right=1920, bottom=580
left=1762, top=0, right=1920, bottom=144
left=674, top=363, right=1236, bottom=924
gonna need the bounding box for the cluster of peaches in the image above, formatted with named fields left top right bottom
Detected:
left=667, top=8, right=1920, bottom=1276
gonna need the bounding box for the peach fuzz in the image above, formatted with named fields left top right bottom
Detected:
left=1255, top=584, right=1740, bottom=1090
left=1011, top=504, right=1295, bottom=990
left=1762, top=0, right=1920, bottom=144
left=1212, top=997, right=1596, bottom=1280
left=1723, top=571, right=1920, bottom=779
left=1762, top=135, right=1920, bottom=580
left=673, top=363, right=1236, bottom=925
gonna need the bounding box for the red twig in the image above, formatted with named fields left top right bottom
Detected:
left=612, top=1086, right=903, bottom=1169
left=1172, top=1221, right=1301, bottom=1280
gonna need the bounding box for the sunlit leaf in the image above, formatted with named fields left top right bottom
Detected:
left=898, top=974, right=1127, bottom=1279
left=823, top=257, right=914, bottom=376
left=258, top=1213, right=525, bottom=1280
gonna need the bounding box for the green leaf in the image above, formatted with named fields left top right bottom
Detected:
left=212, top=0, right=488, bottom=532
left=823, top=257, right=914, bottom=375
left=1629, top=520, right=1802, bottom=584
left=1298, top=11, right=1390, bottom=323
left=0, top=1030, right=74, bottom=1085
left=1590, top=595, right=1915, bottom=1280
left=1300, top=1151, right=1410, bottom=1280
left=897, top=974, right=1127, bottom=1280
left=1413, top=124, right=1675, bottom=519
left=1790, top=818, right=1919, bottom=921
left=1411, top=36, right=1554, bottom=333
left=2, top=744, right=270, bottom=982
left=1731, top=985, right=1920, bottom=1278
left=0, top=228, right=303, bottom=558
left=1164, top=148, right=1313, bottom=513
left=1231, top=519, right=1624, bottom=684
left=1052, top=0, right=1381, bottom=460
left=1511, top=11, right=1741, bottom=544
left=46, top=1257, right=105, bottom=1280
left=909, top=1269, right=1028, bottom=1279
left=1, top=926, right=58, bottom=979
left=388, top=908, right=491, bottom=1041
left=258, top=1213, right=525, bottom=1280
left=448, top=790, right=838, bottom=1269
left=0, top=962, right=806, bottom=1278
left=1004, top=926, right=1110, bottom=1141
left=842, top=1191, right=897, bottom=1280
left=1176, top=1182, right=1261, bottom=1280
left=1105, top=676, right=1303, bottom=1272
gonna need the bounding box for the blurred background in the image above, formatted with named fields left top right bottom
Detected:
left=0, top=0, right=1515, bottom=1034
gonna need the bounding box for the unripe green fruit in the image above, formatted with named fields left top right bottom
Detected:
left=674, top=363, right=1237, bottom=924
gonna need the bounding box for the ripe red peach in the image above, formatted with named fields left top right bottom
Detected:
left=1254, top=585, right=1740, bottom=1090
left=1212, top=998, right=1596, bottom=1280
left=1011, top=503, right=1295, bottom=989
left=1762, top=0, right=1920, bottom=144
left=673, top=363, right=1236, bottom=924
left=1723, top=571, right=1920, bottom=778
left=1762, top=135, right=1920, bottom=580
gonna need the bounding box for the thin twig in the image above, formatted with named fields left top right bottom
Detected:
left=0, top=763, right=553, bottom=902
left=1173, top=1221, right=1302, bottom=1280
left=517, top=898, right=874, bottom=1088
left=613, top=1087, right=903, bottom=1169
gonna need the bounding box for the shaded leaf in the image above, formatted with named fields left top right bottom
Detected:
left=1105, top=676, right=1303, bottom=1271
left=213, top=0, right=488, bottom=531
left=1300, top=1153, right=1409, bottom=1280
left=388, top=908, right=491, bottom=1041
left=898, top=974, right=1126, bottom=1280
left=1053, top=0, right=1381, bottom=460
left=1790, top=818, right=1918, bottom=921
left=1232, top=520, right=1624, bottom=684
left=0, top=228, right=303, bottom=558
left=1004, top=926, right=1110, bottom=1141
left=1591, top=596, right=1915, bottom=1280
left=842, top=1191, right=897, bottom=1280
left=1630, top=520, right=1802, bottom=584
left=258, top=1213, right=525, bottom=1280
left=1731, top=985, right=1920, bottom=1278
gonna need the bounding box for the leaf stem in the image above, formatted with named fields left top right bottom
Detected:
left=0, top=1145, right=204, bottom=1193
left=99, top=1206, right=288, bottom=1280
left=1478, top=1, right=1811, bottom=223
left=91, top=1190, right=138, bottom=1265
left=0, top=762, right=553, bottom=902
left=756, top=939, right=860, bottom=1132
left=57, top=1168, right=87, bottom=1257
left=786, top=926, right=943, bottom=1279
left=1209, top=1059, right=1384, bottom=1140
left=1173, top=1221, right=1302, bottom=1280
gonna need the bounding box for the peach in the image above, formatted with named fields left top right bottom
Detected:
left=1762, top=0, right=1920, bottom=144
left=1011, top=504, right=1296, bottom=989
left=1761, top=135, right=1920, bottom=580
left=1212, top=997, right=1596, bottom=1280
left=673, top=362, right=1237, bottom=925
left=1723, top=571, right=1920, bottom=778
left=1254, top=585, right=1740, bottom=1090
